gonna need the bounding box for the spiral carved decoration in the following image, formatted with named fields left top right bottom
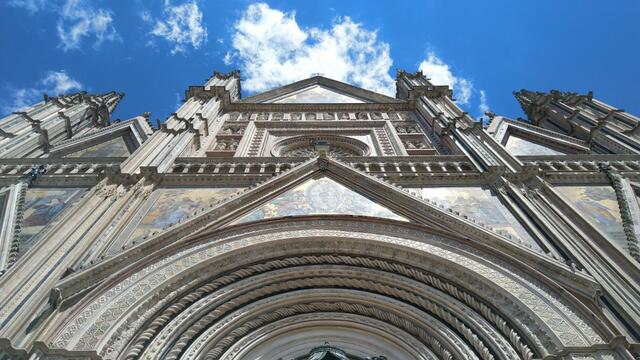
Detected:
left=113, top=254, right=538, bottom=360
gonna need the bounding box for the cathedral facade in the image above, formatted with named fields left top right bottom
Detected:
left=0, top=70, right=639, bottom=359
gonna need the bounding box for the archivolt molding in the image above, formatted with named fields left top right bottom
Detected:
left=119, top=258, right=528, bottom=360
left=186, top=291, right=475, bottom=360
left=130, top=266, right=509, bottom=360
left=222, top=313, right=434, bottom=360
left=45, top=220, right=608, bottom=359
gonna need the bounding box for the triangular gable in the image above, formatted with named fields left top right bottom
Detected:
left=56, top=156, right=594, bottom=305
left=504, top=136, right=565, bottom=156
left=239, top=76, right=403, bottom=104
left=267, top=84, right=366, bottom=103
left=65, top=135, right=133, bottom=157
left=233, top=176, right=407, bottom=224
left=49, top=115, right=153, bottom=158
left=487, top=116, right=589, bottom=156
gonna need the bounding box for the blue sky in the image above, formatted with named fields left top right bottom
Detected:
left=1, top=0, right=638, bottom=125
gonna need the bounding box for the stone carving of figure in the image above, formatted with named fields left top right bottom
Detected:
left=305, top=112, right=316, bottom=120
left=396, top=126, right=407, bottom=134
left=405, top=141, right=416, bottom=149
left=272, top=112, right=283, bottom=120
left=370, top=112, right=382, bottom=120
left=229, top=140, right=239, bottom=150
left=215, top=141, right=227, bottom=150
left=223, top=127, right=232, bottom=135
left=256, top=112, right=268, bottom=120
left=339, top=112, right=350, bottom=120
left=291, top=112, right=302, bottom=120
left=237, top=127, right=245, bottom=135
left=323, top=112, right=335, bottom=120
left=356, top=112, right=368, bottom=120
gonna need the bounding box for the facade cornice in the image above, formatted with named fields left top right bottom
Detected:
left=225, top=101, right=416, bottom=112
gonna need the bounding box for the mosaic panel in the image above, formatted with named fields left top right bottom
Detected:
left=129, top=188, right=239, bottom=243
left=556, top=186, right=627, bottom=249
left=66, top=136, right=132, bottom=157
left=271, top=85, right=365, bottom=103
left=505, top=136, right=564, bottom=156
left=18, top=188, right=85, bottom=257
left=236, top=177, right=406, bottom=223
left=416, top=187, right=541, bottom=250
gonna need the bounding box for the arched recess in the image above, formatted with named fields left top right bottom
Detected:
left=272, top=135, right=371, bottom=157
left=42, top=217, right=609, bottom=360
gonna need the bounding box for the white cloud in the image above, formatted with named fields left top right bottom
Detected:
left=41, top=71, right=83, bottom=94
left=174, top=92, right=183, bottom=110
left=2, top=71, right=82, bottom=114
left=148, top=0, right=207, bottom=55
left=9, top=0, right=120, bottom=51
left=140, top=10, right=152, bottom=23
left=478, top=89, right=490, bottom=116
left=227, top=3, right=394, bottom=95
left=418, top=51, right=490, bottom=122
left=7, top=0, right=47, bottom=14
left=418, top=52, right=474, bottom=105
left=223, top=51, right=234, bottom=65
left=57, top=0, right=120, bottom=51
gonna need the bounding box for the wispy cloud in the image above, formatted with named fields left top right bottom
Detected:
left=7, top=0, right=46, bottom=14
left=418, top=51, right=489, bottom=120
left=8, top=0, right=120, bottom=51
left=146, top=0, right=207, bottom=55
left=1, top=70, right=82, bottom=115
left=227, top=3, right=394, bottom=95
left=478, top=90, right=490, bottom=115
left=57, top=0, right=120, bottom=51
left=418, top=52, right=473, bottom=104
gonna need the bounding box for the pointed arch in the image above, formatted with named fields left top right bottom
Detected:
left=41, top=218, right=609, bottom=359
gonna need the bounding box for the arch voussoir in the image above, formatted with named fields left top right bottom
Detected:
left=46, top=220, right=606, bottom=360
